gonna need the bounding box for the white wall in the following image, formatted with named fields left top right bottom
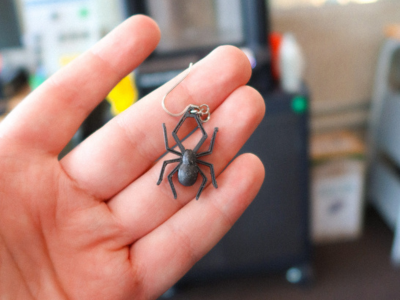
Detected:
left=272, top=0, right=400, bottom=132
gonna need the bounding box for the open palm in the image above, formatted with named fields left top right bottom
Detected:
left=0, top=16, right=265, bottom=300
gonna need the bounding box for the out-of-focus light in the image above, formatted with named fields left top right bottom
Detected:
left=241, top=47, right=257, bottom=69
left=337, top=0, right=351, bottom=5
left=352, top=0, right=378, bottom=3
left=310, top=0, right=326, bottom=7
left=272, top=0, right=381, bottom=9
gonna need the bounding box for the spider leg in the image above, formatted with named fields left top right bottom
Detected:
left=162, top=123, right=182, bottom=156
left=157, top=158, right=182, bottom=185
left=193, top=114, right=208, bottom=153
left=172, top=110, right=193, bottom=153
left=168, top=162, right=182, bottom=199
left=196, top=165, right=207, bottom=200
left=196, top=127, right=218, bottom=157
left=197, top=160, right=218, bottom=188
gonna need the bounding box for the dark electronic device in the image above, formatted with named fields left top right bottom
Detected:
left=124, top=0, right=312, bottom=286
left=0, top=0, right=25, bottom=104
left=123, top=0, right=274, bottom=96
left=180, top=91, right=312, bottom=285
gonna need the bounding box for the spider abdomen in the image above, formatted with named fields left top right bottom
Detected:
left=178, top=164, right=198, bottom=186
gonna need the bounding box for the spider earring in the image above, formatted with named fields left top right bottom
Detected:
left=157, top=63, right=218, bottom=200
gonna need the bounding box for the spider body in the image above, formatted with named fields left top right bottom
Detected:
left=178, top=150, right=198, bottom=186
left=157, top=108, right=218, bottom=200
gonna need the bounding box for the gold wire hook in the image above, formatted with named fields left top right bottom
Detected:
left=161, top=62, right=210, bottom=122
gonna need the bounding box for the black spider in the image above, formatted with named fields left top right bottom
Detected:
left=157, top=108, right=218, bottom=200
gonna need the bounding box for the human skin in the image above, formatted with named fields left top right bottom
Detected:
left=0, top=15, right=265, bottom=300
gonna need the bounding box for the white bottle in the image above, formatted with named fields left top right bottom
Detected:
left=279, top=33, right=305, bottom=93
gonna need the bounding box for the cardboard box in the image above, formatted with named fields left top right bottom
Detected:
left=311, top=131, right=366, bottom=243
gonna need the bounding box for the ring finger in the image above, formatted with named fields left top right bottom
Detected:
left=108, top=84, right=265, bottom=245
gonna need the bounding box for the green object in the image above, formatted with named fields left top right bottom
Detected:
left=79, top=7, right=89, bottom=18
left=29, top=66, right=46, bottom=90
left=291, top=95, right=308, bottom=114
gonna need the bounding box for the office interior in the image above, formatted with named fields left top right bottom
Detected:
left=2, top=0, right=400, bottom=299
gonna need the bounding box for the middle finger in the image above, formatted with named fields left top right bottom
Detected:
left=108, top=84, right=265, bottom=245
left=60, top=46, right=252, bottom=200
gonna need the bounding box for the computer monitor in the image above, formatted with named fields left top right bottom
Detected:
left=137, top=0, right=246, bottom=54
left=124, top=0, right=273, bottom=96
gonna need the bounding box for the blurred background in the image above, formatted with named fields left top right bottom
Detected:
left=2, top=0, right=400, bottom=299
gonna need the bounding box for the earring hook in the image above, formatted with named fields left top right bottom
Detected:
left=161, top=62, right=210, bottom=122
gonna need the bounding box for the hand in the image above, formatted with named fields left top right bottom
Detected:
left=0, top=16, right=265, bottom=300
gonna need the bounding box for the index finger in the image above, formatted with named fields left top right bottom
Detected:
left=0, top=15, right=160, bottom=155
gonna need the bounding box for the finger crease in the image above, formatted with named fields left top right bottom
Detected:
left=89, top=48, right=123, bottom=81
left=209, top=196, right=236, bottom=228
left=58, top=161, right=103, bottom=202
left=168, top=221, right=200, bottom=266
left=115, top=115, right=159, bottom=172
